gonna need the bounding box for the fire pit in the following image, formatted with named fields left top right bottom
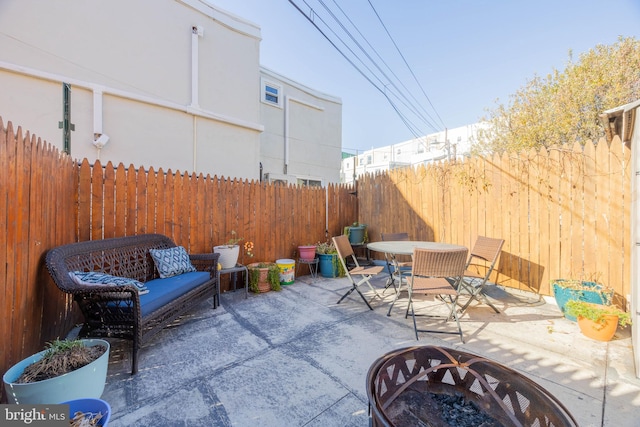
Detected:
left=367, top=346, right=578, bottom=427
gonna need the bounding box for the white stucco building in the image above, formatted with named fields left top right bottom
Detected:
left=259, top=67, right=342, bottom=186
left=0, top=0, right=342, bottom=184
left=341, top=123, right=480, bottom=184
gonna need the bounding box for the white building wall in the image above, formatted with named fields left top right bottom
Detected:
left=341, top=123, right=480, bottom=184
left=259, top=67, right=342, bottom=185
left=0, top=0, right=263, bottom=179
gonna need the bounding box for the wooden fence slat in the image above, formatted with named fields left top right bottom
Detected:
left=104, top=162, right=116, bottom=238
left=583, top=141, right=598, bottom=283
left=114, top=164, right=127, bottom=236
left=91, top=160, right=104, bottom=241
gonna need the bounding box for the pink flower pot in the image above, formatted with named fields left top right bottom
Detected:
left=298, top=246, right=316, bottom=261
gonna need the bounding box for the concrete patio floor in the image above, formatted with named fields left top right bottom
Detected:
left=98, top=273, right=640, bottom=426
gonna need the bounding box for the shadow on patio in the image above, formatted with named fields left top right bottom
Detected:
left=97, top=274, right=640, bottom=427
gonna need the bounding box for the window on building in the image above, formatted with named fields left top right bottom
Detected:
left=261, top=78, right=283, bottom=107
left=297, top=178, right=322, bottom=187
left=397, top=148, right=401, bottom=155
left=367, top=155, right=372, bottom=165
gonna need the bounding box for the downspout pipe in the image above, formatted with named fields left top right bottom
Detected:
left=191, top=25, right=203, bottom=171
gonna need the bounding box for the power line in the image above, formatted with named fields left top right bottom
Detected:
left=288, top=0, right=424, bottom=138
left=288, top=0, right=443, bottom=137
left=318, top=0, right=440, bottom=131
left=366, top=0, right=447, bottom=129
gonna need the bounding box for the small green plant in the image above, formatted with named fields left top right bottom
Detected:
left=42, top=338, right=85, bottom=358
left=224, top=230, right=243, bottom=247
left=565, top=300, right=632, bottom=327
left=248, top=262, right=281, bottom=292
left=316, top=241, right=337, bottom=254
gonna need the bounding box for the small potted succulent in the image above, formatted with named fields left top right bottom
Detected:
left=248, top=262, right=282, bottom=293
left=564, top=299, right=631, bottom=342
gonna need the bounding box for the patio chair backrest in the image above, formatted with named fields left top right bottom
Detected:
left=412, top=247, right=468, bottom=279
left=381, top=232, right=410, bottom=241
left=467, top=236, right=505, bottom=273
left=333, top=234, right=355, bottom=261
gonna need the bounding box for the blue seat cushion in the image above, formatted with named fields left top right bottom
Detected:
left=139, top=271, right=211, bottom=317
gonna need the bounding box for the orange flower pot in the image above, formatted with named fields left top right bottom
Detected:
left=577, top=314, right=619, bottom=342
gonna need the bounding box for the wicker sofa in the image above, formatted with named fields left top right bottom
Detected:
left=45, top=234, right=220, bottom=374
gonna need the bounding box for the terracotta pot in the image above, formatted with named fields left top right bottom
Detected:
left=248, top=263, right=271, bottom=293
left=577, top=314, right=619, bottom=341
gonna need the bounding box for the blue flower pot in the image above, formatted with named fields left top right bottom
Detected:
left=552, top=280, right=614, bottom=322
left=63, top=398, right=111, bottom=426
left=319, top=254, right=339, bottom=278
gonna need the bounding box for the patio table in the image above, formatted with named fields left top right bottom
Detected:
left=367, top=241, right=467, bottom=316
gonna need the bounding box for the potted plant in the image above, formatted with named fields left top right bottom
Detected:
left=3, top=338, right=110, bottom=404
left=297, top=244, right=317, bottom=260
left=551, top=278, right=614, bottom=321
left=564, top=299, right=631, bottom=342
left=248, top=262, right=282, bottom=293
left=65, top=397, right=111, bottom=426
left=345, top=222, right=367, bottom=245
left=316, top=241, right=345, bottom=278
left=214, top=230, right=243, bottom=269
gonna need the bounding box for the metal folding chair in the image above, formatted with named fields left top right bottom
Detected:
left=333, top=235, right=383, bottom=310
left=458, top=236, right=505, bottom=314
left=406, top=247, right=468, bottom=342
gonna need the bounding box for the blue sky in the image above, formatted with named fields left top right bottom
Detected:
left=210, top=0, right=640, bottom=153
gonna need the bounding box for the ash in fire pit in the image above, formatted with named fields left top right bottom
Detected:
left=387, top=389, right=501, bottom=427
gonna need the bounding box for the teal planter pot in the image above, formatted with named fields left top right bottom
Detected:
left=348, top=225, right=366, bottom=245
left=3, top=339, right=110, bottom=404
left=319, top=254, right=339, bottom=278
left=552, top=280, right=614, bottom=322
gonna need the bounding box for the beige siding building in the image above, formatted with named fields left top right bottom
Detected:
left=0, top=0, right=342, bottom=183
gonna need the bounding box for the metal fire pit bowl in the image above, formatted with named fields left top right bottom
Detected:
left=367, top=346, right=578, bottom=427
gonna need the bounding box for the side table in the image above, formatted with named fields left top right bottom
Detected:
left=296, top=257, right=319, bottom=282
left=217, top=263, right=248, bottom=300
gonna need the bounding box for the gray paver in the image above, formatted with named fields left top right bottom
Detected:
left=99, top=275, right=640, bottom=426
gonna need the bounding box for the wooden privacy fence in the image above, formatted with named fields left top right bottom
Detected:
left=358, top=138, right=631, bottom=301
left=0, top=115, right=632, bottom=401
left=0, top=117, right=356, bottom=402
left=76, top=159, right=355, bottom=262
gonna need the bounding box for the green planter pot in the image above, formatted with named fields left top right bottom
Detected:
left=3, top=339, right=110, bottom=404
left=348, top=225, right=366, bottom=245
left=552, top=280, right=614, bottom=322
left=319, top=254, right=339, bottom=278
